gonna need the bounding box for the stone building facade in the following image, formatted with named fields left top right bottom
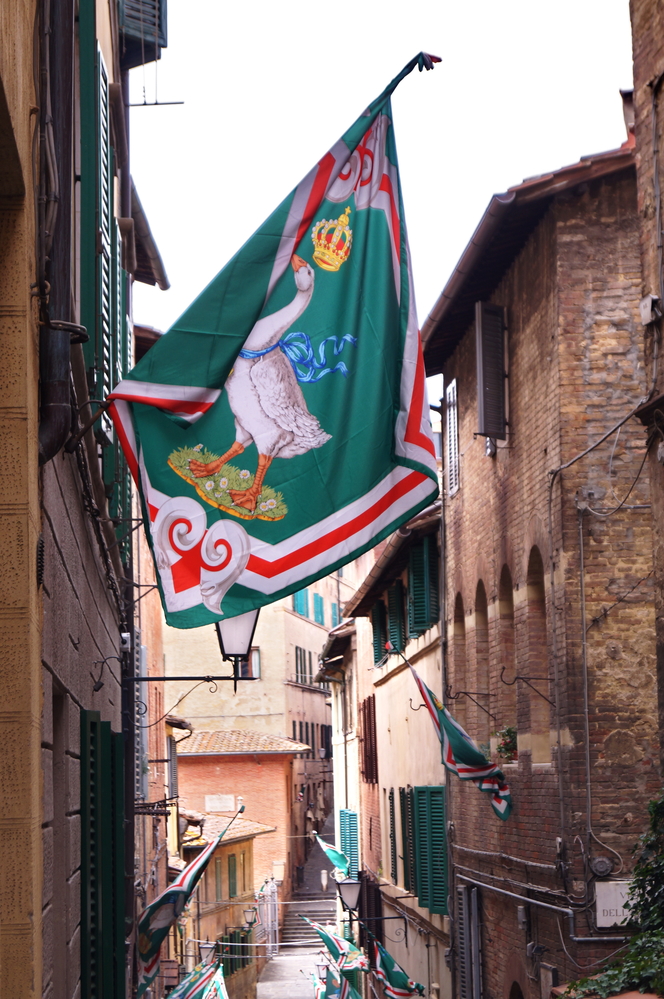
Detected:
left=420, top=138, right=660, bottom=999
left=0, top=0, right=169, bottom=995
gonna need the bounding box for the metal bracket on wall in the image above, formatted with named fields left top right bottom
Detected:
left=445, top=685, right=496, bottom=721
left=499, top=667, right=555, bottom=706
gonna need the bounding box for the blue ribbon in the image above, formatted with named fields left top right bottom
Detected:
left=239, top=331, right=357, bottom=384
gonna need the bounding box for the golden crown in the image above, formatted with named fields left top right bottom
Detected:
left=311, top=207, right=353, bottom=272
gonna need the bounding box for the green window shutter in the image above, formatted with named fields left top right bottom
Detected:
left=399, top=787, right=411, bottom=892
left=229, top=854, right=237, bottom=897
left=241, top=931, right=249, bottom=967
left=388, top=580, right=405, bottom=652
left=215, top=857, right=222, bottom=901
left=118, top=0, right=167, bottom=70
left=476, top=301, right=506, bottom=440
left=221, top=935, right=231, bottom=977
left=81, top=711, right=125, bottom=999
left=388, top=788, right=397, bottom=883
left=413, top=786, right=447, bottom=915
left=339, top=808, right=359, bottom=877
left=371, top=601, right=387, bottom=664
left=408, top=537, right=439, bottom=637
left=331, top=602, right=339, bottom=628
left=314, top=593, right=325, bottom=626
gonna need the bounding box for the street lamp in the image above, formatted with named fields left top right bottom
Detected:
left=316, top=963, right=329, bottom=981
left=199, top=939, right=217, bottom=964
left=215, top=608, right=260, bottom=691
left=318, top=746, right=326, bottom=759
left=336, top=877, right=361, bottom=913
left=243, top=907, right=258, bottom=929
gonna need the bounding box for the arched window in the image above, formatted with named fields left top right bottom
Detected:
left=498, top=565, right=517, bottom=735
left=474, top=581, right=490, bottom=749
left=527, top=547, right=550, bottom=763
left=453, top=593, right=467, bottom=730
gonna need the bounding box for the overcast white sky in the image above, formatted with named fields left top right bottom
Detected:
left=129, top=0, right=634, bottom=371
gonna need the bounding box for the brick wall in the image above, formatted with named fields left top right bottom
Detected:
left=441, top=168, right=659, bottom=999
left=178, top=754, right=294, bottom=897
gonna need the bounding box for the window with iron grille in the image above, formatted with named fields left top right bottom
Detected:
left=408, top=536, right=439, bottom=638
left=360, top=695, right=378, bottom=784
left=446, top=378, right=459, bottom=495
left=476, top=301, right=506, bottom=441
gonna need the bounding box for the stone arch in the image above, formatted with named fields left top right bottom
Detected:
left=498, top=564, right=517, bottom=733
left=474, top=580, right=490, bottom=747
left=527, top=546, right=550, bottom=763
left=453, top=592, right=467, bottom=730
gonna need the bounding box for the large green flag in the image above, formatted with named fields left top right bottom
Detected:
left=109, top=54, right=440, bottom=627
left=314, top=832, right=349, bottom=876
left=373, top=939, right=424, bottom=999
left=168, top=959, right=230, bottom=999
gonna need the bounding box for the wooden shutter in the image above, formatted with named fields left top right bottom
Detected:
left=399, top=786, right=415, bottom=892
left=456, top=885, right=482, bottom=999
left=360, top=695, right=378, bottom=784
left=215, top=857, right=222, bottom=901
left=167, top=734, right=178, bottom=798
left=314, top=593, right=325, bottom=625
left=81, top=711, right=124, bottom=999
left=371, top=601, right=387, bottom=664
left=476, top=302, right=506, bottom=440
left=339, top=809, right=359, bottom=877
left=446, top=379, right=459, bottom=495
left=413, top=786, right=447, bottom=914
left=388, top=788, right=397, bottom=882
left=331, top=602, right=339, bottom=627
left=229, top=854, right=237, bottom=897
left=408, top=536, right=439, bottom=637
left=118, top=0, right=167, bottom=69
left=387, top=580, right=405, bottom=652
left=221, top=934, right=231, bottom=977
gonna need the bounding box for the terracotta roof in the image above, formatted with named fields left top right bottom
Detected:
left=177, top=729, right=310, bottom=755
left=182, top=813, right=276, bottom=849
left=422, top=140, right=635, bottom=374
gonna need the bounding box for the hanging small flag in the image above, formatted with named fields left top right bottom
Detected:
left=109, top=53, right=440, bottom=628
left=373, top=940, right=425, bottom=999
left=300, top=916, right=369, bottom=971
left=167, top=959, right=230, bottom=999
left=314, top=832, right=350, bottom=877
left=312, top=971, right=327, bottom=999
left=136, top=813, right=238, bottom=995
left=409, top=664, right=512, bottom=820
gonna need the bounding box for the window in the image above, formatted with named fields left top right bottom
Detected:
left=399, top=787, right=416, bottom=892
left=413, top=786, right=447, bottom=914
left=293, top=589, right=309, bottom=617
left=331, top=602, right=339, bottom=628
left=228, top=854, right=237, bottom=897
left=241, top=850, right=246, bottom=892
left=339, top=809, right=359, bottom=877
left=360, top=695, right=378, bottom=784
left=299, top=721, right=304, bottom=745
left=476, top=301, right=506, bottom=440
left=388, top=789, right=397, bottom=883
left=292, top=720, right=297, bottom=741
left=215, top=857, right=222, bottom=901
left=80, top=711, right=125, bottom=996
left=295, top=646, right=308, bottom=683
left=446, top=378, right=459, bottom=495
left=371, top=601, right=387, bottom=664
left=387, top=580, right=405, bottom=652
left=407, top=536, right=439, bottom=637
left=308, top=650, right=313, bottom=684
left=167, top=735, right=178, bottom=798
left=313, top=593, right=325, bottom=626
left=457, top=885, right=482, bottom=999
left=118, top=0, right=167, bottom=70
left=305, top=722, right=310, bottom=755
left=240, top=647, right=260, bottom=679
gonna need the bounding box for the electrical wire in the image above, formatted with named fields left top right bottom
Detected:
left=585, top=438, right=653, bottom=518
left=556, top=919, right=628, bottom=971
left=138, top=679, right=210, bottom=729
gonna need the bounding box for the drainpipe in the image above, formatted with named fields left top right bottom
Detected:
left=38, top=0, right=77, bottom=466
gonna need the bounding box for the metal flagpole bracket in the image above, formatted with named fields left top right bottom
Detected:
left=65, top=398, right=112, bottom=452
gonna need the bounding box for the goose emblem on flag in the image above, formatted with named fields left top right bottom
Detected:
left=109, top=53, right=440, bottom=628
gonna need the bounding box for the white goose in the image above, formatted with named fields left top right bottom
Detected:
left=189, top=254, right=331, bottom=512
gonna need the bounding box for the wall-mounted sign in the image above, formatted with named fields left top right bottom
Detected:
left=595, top=880, right=632, bottom=927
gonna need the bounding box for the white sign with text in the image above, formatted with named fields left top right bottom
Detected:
left=595, top=880, right=632, bottom=927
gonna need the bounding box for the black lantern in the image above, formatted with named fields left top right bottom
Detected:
left=199, top=939, right=217, bottom=964
left=336, top=877, right=361, bottom=912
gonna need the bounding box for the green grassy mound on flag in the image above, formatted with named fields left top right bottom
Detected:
left=168, top=446, right=287, bottom=521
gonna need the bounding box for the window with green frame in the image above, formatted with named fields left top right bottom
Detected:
left=79, top=40, right=133, bottom=564
left=388, top=580, right=406, bottom=652
left=408, top=536, right=439, bottom=637
left=80, top=710, right=125, bottom=997
left=293, top=589, right=309, bottom=617
left=371, top=601, right=387, bottom=664
left=228, top=853, right=237, bottom=897
left=412, top=785, right=447, bottom=914
left=313, top=592, right=325, bottom=626
left=339, top=808, right=359, bottom=877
